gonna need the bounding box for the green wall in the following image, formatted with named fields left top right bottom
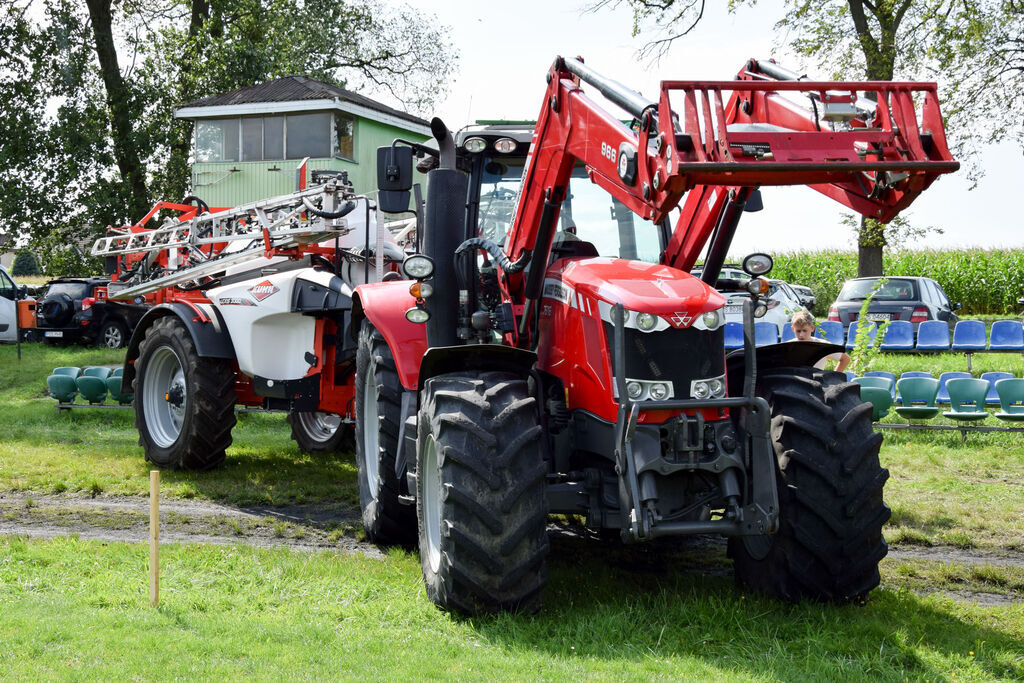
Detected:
left=189, top=117, right=426, bottom=208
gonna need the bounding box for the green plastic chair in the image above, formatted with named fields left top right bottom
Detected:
left=894, top=377, right=940, bottom=420
left=858, top=385, right=893, bottom=421
left=854, top=376, right=895, bottom=391
left=106, top=373, right=134, bottom=405
left=46, top=374, right=78, bottom=403
left=994, top=378, right=1024, bottom=423
left=52, top=366, right=82, bottom=378
left=942, top=377, right=989, bottom=422
left=76, top=367, right=112, bottom=404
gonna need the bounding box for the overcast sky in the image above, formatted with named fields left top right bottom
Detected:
left=399, top=0, right=1022, bottom=257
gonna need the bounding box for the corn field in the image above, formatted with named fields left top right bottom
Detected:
left=768, top=249, right=1024, bottom=316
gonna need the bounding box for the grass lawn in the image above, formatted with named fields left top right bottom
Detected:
left=1, top=342, right=1023, bottom=679
left=0, top=536, right=1021, bottom=680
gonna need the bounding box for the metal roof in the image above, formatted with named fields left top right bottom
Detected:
left=177, top=75, right=429, bottom=129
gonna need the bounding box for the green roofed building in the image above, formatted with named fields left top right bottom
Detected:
left=175, top=76, right=431, bottom=208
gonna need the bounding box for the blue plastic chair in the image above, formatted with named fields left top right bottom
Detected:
left=865, top=371, right=898, bottom=399
left=980, top=371, right=1014, bottom=405
left=880, top=320, right=914, bottom=351
left=780, top=325, right=796, bottom=343
left=844, top=371, right=856, bottom=382
left=846, top=321, right=878, bottom=350
left=723, top=321, right=743, bottom=350
left=951, top=320, right=987, bottom=352
left=936, top=371, right=972, bottom=404
left=815, top=321, right=844, bottom=345
left=916, top=320, right=950, bottom=351
left=754, top=321, right=778, bottom=347
left=988, top=320, right=1024, bottom=352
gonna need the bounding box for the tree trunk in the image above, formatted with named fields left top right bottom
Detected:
left=85, top=0, right=150, bottom=222
left=857, top=243, right=883, bottom=277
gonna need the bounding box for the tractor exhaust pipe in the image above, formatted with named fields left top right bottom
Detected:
left=423, top=118, right=465, bottom=349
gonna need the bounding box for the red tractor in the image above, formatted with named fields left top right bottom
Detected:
left=352, top=57, right=958, bottom=614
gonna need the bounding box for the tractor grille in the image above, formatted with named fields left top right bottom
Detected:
left=602, top=322, right=725, bottom=393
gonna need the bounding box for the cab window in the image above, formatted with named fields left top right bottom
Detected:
left=0, top=270, right=14, bottom=300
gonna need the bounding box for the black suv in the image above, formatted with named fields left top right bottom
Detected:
left=35, top=277, right=148, bottom=348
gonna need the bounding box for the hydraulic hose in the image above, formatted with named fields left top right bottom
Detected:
left=301, top=197, right=357, bottom=219
left=454, top=237, right=531, bottom=274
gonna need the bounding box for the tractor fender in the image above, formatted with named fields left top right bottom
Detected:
left=419, top=345, right=538, bottom=390
left=122, top=303, right=236, bottom=391
left=725, top=340, right=848, bottom=394
left=351, top=280, right=426, bottom=391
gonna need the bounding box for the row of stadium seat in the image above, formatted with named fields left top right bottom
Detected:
left=725, top=319, right=1024, bottom=352
left=850, top=372, right=1024, bottom=424
left=46, top=366, right=133, bottom=406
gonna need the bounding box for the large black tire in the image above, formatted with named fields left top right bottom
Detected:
left=416, top=371, right=548, bottom=615
left=134, top=316, right=236, bottom=470
left=729, top=366, right=890, bottom=603
left=98, top=318, right=128, bottom=349
left=287, top=411, right=354, bottom=454
left=353, top=321, right=415, bottom=545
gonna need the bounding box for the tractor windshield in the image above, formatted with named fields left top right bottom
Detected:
left=478, top=159, right=662, bottom=263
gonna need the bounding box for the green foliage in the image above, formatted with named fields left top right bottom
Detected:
left=36, top=234, right=103, bottom=278
left=11, top=250, right=40, bottom=276
left=847, top=278, right=888, bottom=376
left=770, top=248, right=1024, bottom=316
left=0, top=0, right=457, bottom=259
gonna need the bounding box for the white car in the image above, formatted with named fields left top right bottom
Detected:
left=0, top=265, right=23, bottom=343
left=722, top=279, right=809, bottom=336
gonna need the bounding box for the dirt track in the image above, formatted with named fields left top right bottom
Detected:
left=2, top=491, right=1021, bottom=604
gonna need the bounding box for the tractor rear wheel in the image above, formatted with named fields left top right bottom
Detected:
left=134, top=316, right=236, bottom=470
left=287, top=411, right=354, bottom=454
left=730, top=366, right=890, bottom=603
left=354, top=321, right=415, bottom=545
left=416, top=371, right=548, bottom=615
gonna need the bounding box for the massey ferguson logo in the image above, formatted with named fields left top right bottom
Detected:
left=668, top=312, right=694, bottom=328
left=248, top=280, right=279, bottom=301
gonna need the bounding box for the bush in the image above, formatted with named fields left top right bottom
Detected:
left=11, top=250, right=41, bottom=276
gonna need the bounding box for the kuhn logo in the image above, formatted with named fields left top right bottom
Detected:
left=248, top=280, right=279, bottom=301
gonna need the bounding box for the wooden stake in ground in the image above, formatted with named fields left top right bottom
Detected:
left=150, top=470, right=159, bottom=606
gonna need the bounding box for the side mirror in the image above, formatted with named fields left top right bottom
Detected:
left=952, top=302, right=962, bottom=311
left=377, top=145, right=412, bottom=213
left=17, top=284, right=27, bottom=300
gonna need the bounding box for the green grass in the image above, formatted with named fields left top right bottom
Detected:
left=0, top=344, right=359, bottom=506
left=0, top=535, right=1021, bottom=680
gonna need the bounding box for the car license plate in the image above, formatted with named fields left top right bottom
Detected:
left=724, top=305, right=743, bottom=314
left=866, top=313, right=891, bottom=321
left=44, top=331, right=63, bottom=338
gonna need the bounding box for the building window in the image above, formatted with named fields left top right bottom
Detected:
left=286, top=112, right=331, bottom=159
left=194, top=112, right=352, bottom=162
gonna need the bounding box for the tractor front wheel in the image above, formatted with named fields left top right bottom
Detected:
left=354, top=321, right=415, bottom=545
left=730, top=366, right=890, bottom=603
left=134, top=316, right=236, bottom=470
left=416, top=371, right=548, bottom=615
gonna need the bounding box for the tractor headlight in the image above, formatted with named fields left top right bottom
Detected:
left=463, top=137, right=487, bottom=153
left=649, top=383, right=669, bottom=400
left=405, top=307, right=430, bottom=324
left=402, top=254, right=434, bottom=280
left=691, top=375, right=727, bottom=400
left=493, top=137, right=517, bottom=153
left=626, top=381, right=644, bottom=399
left=635, top=312, right=657, bottom=331
left=692, top=382, right=710, bottom=399
left=693, top=307, right=724, bottom=331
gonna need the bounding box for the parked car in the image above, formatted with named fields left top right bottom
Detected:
left=827, top=276, right=961, bottom=332
left=35, top=277, right=148, bottom=348
left=0, top=265, right=29, bottom=343
left=789, top=283, right=817, bottom=309
left=723, top=278, right=809, bottom=336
